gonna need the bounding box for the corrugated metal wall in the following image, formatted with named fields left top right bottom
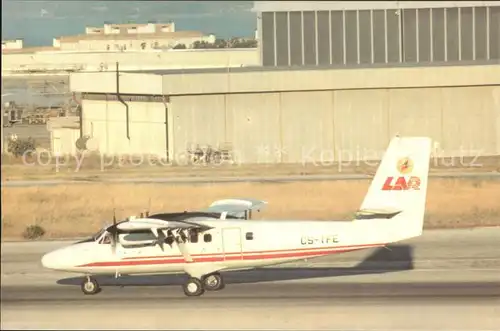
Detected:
left=258, top=4, right=500, bottom=67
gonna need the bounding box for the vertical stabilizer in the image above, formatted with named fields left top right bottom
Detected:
left=354, top=136, right=432, bottom=243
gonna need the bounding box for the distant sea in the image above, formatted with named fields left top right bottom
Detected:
left=1, top=0, right=256, bottom=47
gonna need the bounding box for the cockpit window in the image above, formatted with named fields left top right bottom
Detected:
left=99, top=233, right=112, bottom=245
left=92, top=228, right=106, bottom=241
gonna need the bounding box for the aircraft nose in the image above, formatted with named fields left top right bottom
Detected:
left=41, top=250, right=63, bottom=270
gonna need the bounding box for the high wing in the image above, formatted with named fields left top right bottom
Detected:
left=108, top=215, right=214, bottom=252
left=116, top=217, right=212, bottom=232
left=110, top=214, right=223, bottom=277
left=202, top=198, right=267, bottom=219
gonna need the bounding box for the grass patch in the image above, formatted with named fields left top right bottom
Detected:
left=2, top=178, right=500, bottom=239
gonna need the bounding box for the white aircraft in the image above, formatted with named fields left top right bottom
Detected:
left=41, top=136, right=431, bottom=297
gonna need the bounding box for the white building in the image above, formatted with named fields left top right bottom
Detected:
left=52, top=21, right=215, bottom=51
left=54, top=31, right=216, bottom=52
left=85, top=22, right=176, bottom=35
left=1, top=39, right=23, bottom=50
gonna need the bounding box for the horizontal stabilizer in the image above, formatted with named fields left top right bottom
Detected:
left=355, top=208, right=402, bottom=220
left=204, top=198, right=267, bottom=218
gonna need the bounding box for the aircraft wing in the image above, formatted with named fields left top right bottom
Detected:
left=116, top=217, right=212, bottom=232
left=202, top=198, right=268, bottom=218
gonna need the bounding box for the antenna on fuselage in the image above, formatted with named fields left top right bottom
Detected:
left=146, top=197, right=151, bottom=217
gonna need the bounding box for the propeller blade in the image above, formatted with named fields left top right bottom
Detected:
left=157, top=230, right=165, bottom=251
left=150, top=227, right=165, bottom=251
left=111, top=209, right=118, bottom=255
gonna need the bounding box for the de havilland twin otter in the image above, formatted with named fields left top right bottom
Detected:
left=41, top=136, right=432, bottom=297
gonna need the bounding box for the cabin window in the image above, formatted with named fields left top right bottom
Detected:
left=203, top=233, right=212, bottom=242
left=245, top=232, right=254, bottom=240
left=190, top=232, right=198, bottom=243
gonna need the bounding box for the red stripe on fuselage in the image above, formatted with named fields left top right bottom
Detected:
left=77, top=243, right=385, bottom=268
left=121, top=243, right=377, bottom=260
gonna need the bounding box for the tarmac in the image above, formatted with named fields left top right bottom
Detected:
left=2, top=227, right=500, bottom=329
left=2, top=171, right=500, bottom=188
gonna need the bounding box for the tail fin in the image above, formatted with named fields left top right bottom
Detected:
left=354, top=136, right=432, bottom=243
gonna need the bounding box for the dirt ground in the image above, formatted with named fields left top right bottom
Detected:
left=2, top=178, right=499, bottom=239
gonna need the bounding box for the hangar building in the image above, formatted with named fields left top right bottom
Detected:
left=67, top=1, right=500, bottom=164
left=254, top=1, right=500, bottom=67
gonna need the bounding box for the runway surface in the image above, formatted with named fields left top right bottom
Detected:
left=3, top=171, right=500, bottom=188
left=2, top=227, right=500, bottom=330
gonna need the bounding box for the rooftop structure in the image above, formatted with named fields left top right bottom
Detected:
left=50, top=21, right=215, bottom=51
left=85, top=21, right=176, bottom=35
left=1, top=39, right=23, bottom=50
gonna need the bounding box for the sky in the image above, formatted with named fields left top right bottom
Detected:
left=1, top=0, right=257, bottom=47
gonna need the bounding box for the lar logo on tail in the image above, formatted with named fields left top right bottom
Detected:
left=382, top=157, right=421, bottom=191
left=355, top=136, right=431, bottom=242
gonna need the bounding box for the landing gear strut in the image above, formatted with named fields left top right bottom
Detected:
left=81, top=276, right=101, bottom=295
left=182, top=272, right=225, bottom=297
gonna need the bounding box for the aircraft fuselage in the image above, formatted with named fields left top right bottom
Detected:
left=42, top=219, right=385, bottom=276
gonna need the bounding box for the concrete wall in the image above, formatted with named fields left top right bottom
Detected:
left=160, top=65, right=500, bottom=95
left=69, top=64, right=500, bottom=95
left=73, top=64, right=500, bottom=162
left=51, top=128, right=80, bottom=155
left=81, top=99, right=167, bottom=156
left=1, top=49, right=259, bottom=76
left=168, top=85, right=500, bottom=163
left=77, top=85, right=500, bottom=161
left=71, top=72, right=164, bottom=95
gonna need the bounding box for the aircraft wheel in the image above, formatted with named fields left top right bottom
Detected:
left=183, top=278, right=205, bottom=297
left=202, top=273, right=224, bottom=291
left=81, top=277, right=100, bottom=295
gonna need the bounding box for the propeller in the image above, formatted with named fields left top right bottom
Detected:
left=110, top=209, right=118, bottom=255
left=156, top=229, right=166, bottom=251
left=151, top=228, right=166, bottom=251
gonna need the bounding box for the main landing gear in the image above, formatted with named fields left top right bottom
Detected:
left=79, top=273, right=225, bottom=297
left=81, top=276, right=101, bottom=295
left=183, top=272, right=225, bottom=297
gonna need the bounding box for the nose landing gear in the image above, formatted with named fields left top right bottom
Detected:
left=183, top=277, right=205, bottom=296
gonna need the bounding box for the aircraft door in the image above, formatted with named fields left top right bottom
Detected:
left=221, top=227, right=242, bottom=260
